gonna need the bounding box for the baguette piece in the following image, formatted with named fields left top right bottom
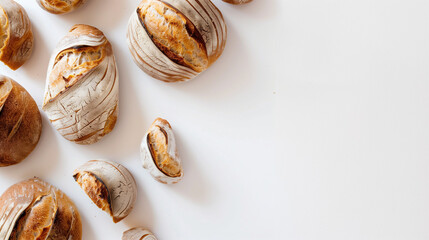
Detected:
left=0, top=75, right=42, bottom=167
left=0, top=0, right=33, bottom=70
left=0, top=177, right=82, bottom=240
left=42, top=24, right=119, bottom=145
left=36, top=0, right=87, bottom=14
left=127, top=0, right=227, bottom=82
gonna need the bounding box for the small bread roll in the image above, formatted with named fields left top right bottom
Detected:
left=223, top=0, right=253, bottom=4
left=42, top=24, right=119, bottom=145
left=0, top=75, right=42, bottom=167
left=123, top=228, right=158, bottom=240
left=127, top=0, right=227, bottom=82
left=0, top=0, right=34, bottom=70
left=140, top=118, right=183, bottom=184
left=36, top=0, right=87, bottom=14
left=0, top=178, right=82, bottom=240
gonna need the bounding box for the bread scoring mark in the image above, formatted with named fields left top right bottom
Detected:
left=147, top=124, right=181, bottom=178
left=137, top=0, right=208, bottom=72
left=45, top=43, right=105, bottom=105
left=9, top=193, right=58, bottom=240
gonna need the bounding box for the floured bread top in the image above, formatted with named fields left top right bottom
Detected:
left=0, top=76, right=12, bottom=111
left=43, top=25, right=109, bottom=105
left=137, top=0, right=208, bottom=72
left=147, top=119, right=182, bottom=177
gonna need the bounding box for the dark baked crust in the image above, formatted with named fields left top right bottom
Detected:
left=0, top=76, right=42, bottom=167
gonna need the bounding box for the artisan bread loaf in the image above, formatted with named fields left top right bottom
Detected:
left=0, top=0, right=33, bottom=70
left=127, top=0, right=227, bottom=82
left=0, top=75, right=42, bottom=167
left=42, top=24, right=119, bottom=145
left=0, top=178, right=82, bottom=240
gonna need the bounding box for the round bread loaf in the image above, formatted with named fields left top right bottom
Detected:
left=127, top=0, right=227, bottom=82
left=0, top=75, right=42, bottom=167
left=0, top=178, right=82, bottom=240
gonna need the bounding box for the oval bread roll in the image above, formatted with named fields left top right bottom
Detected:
left=0, top=0, right=34, bottom=70
left=42, top=24, right=119, bottom=145
left=0, top=178, right=82, bottom=240
left=140, top=118, right=183, bottom=184
left=0, top=75, right=42, bottom=167
left=127, top=0, right=227, bottom=82
left=36, top=0, right=87, bottom=14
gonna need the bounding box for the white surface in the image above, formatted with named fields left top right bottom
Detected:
left=0, top=0, right=428, bottom=239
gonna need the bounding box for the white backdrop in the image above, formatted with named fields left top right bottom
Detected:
left=0, top=0, right=428, bottom=239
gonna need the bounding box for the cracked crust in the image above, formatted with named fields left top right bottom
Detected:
left=0, top=0, right=33, bottom=70
left=36, top=0, right=87, bottom=14
left=0, top=76, right=42, bottom=167
left=0, top=178, right=82, bottom=240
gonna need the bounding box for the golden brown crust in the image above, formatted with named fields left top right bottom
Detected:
left=137, top=0, right=208, bottom=72
left=0, top=76, right=42, bottom=167
left=0, top=0, right=33, bottom=70
left=10, top=194, right=58, bottom=239
left=73, top=171, right=112, bottom=217
left=44, top=24, right=109, bottom=105
left=0, top=178, right=82, bottom=240
left=37, top=0, right=86, bottom=14
left=148, top=118, right=181, bottom=177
